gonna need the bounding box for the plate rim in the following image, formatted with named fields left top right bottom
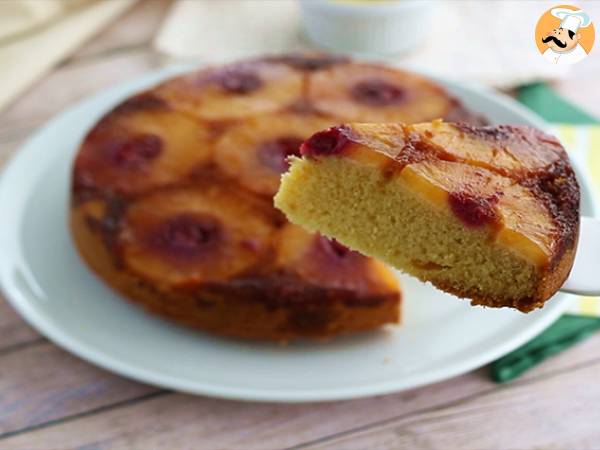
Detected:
left=0, top=64, right=591, bottom=402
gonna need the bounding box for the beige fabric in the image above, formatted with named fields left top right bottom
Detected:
left=154, top=0, right=302, bottom=62
left=0, top=0, right=92, bottom=43
left=0, top=0, right=135, bottom=112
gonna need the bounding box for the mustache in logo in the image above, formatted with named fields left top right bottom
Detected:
left=542, top=35, right=567, bottom=48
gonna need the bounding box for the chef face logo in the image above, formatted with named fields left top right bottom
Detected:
left=535, top=5, right=595, bottom=65
left=542, top=27, right=580, bottom=52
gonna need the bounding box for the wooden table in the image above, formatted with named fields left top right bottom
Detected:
left=1, top=2, right=600, bottom=448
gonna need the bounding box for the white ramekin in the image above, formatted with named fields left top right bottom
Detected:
left=299, top=0, right=434, bottom=55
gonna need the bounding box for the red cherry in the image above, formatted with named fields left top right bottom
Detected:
left=257, top=136, right=304, bottom=172
left=213, top=69, right=262, bottom=94
left=319, top=236, right=354, bottom=259
left=448, top=192, right=500, bottom=227
left=300, top=127, right=349, bottom=158
left=154, top=214, right=222, bottom=256
left=351, top=79, right=405, bottom=106
left=108, top=134, right=163, bottom=169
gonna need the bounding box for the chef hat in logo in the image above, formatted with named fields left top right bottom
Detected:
left=551, top=8, right=591, bottom=33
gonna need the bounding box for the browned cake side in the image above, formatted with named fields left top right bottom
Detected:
left=71, top=54, right=483, bottom=340
left=71, top=196, right=400, bottom=340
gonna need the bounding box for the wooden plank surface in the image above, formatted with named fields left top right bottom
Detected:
left=1, top=1, right=599, bottom=449
left=3, top=335, right=600, bottom=450
left=307, top=360, right=600, bottom=450
left=0, top=297, right=40, bottom=352
left=0, top=343, right=160, bottom=437
left=3, top=325, right=600, bottom=448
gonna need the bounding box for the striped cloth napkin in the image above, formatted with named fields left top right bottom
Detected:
left=557, top=124, right=600, bottom=317
left=555, top=123, right=600, bottom=316
left=491, top=83, right=600, bottom=382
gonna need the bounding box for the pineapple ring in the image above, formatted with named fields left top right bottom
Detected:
left=214, top=113, right=336, bottom=196
left=155, top=59, right=304, bottom=121
left=308, top=63, right=454, bottom=123
left=275, top=224, right=398, bottom=295
left=119, top=186, right=277, bottom=287
left=74, top=93, right=213, bottom=198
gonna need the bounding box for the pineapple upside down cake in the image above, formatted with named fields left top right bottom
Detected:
left=275, top=121, right=580, bottom=313
left=71, top=54, right=486, bottom=340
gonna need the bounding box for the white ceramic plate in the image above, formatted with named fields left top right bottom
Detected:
left=0, top=66, right=595, bottom=403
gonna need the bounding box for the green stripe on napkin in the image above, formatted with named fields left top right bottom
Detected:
left=490, top=82, right=600, bottom=383
left=518, top=82, right=598, bottom=125
left=491, top=316, right=600, bottom=382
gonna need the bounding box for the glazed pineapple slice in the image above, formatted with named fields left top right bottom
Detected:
left=275, top=121, right=579, bottom=312
left=214, top=113, right=336, bottom=196
left=276, top=223, right=400, bottom=299
left=307, top=63, right=482, bottom=124
left=73, top=93, right=213, bottom=199
left=119, top=185, right=277, bottom=287
left=155, top=59, right=303, bottom=121
left=272, top=224, right=401, bottom=334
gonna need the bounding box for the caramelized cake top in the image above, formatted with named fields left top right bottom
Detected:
left=299, top=121, right=580, bottom=271
left=72, top=55, right=484, bottom=303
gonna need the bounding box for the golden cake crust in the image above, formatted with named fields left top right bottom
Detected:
left=71, top=54, right=484, bottom=339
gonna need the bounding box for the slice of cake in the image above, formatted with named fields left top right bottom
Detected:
left=274, top=121, right=580, bottom=312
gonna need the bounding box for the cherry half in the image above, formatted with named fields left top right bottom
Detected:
left=300, top=127, right=349, bottom=158
left=108, top=134, right=163, bottom=169
left=448, top=192, right=500, bottom=227
left=212, top=68, right=262, bottom=94
left=351, top=79, right=406, bottom=106
left=319, top=236, right=354, bottom=260
left=257, top=136, right=304, bottom=172
left=153, top=213, right=222, bottom=257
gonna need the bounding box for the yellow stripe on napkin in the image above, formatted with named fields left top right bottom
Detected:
left=574, top=296, right=599, bottom=316
left=554, top=124, right=578, bottom=151
left=588, top=127, right=600, bottom=195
